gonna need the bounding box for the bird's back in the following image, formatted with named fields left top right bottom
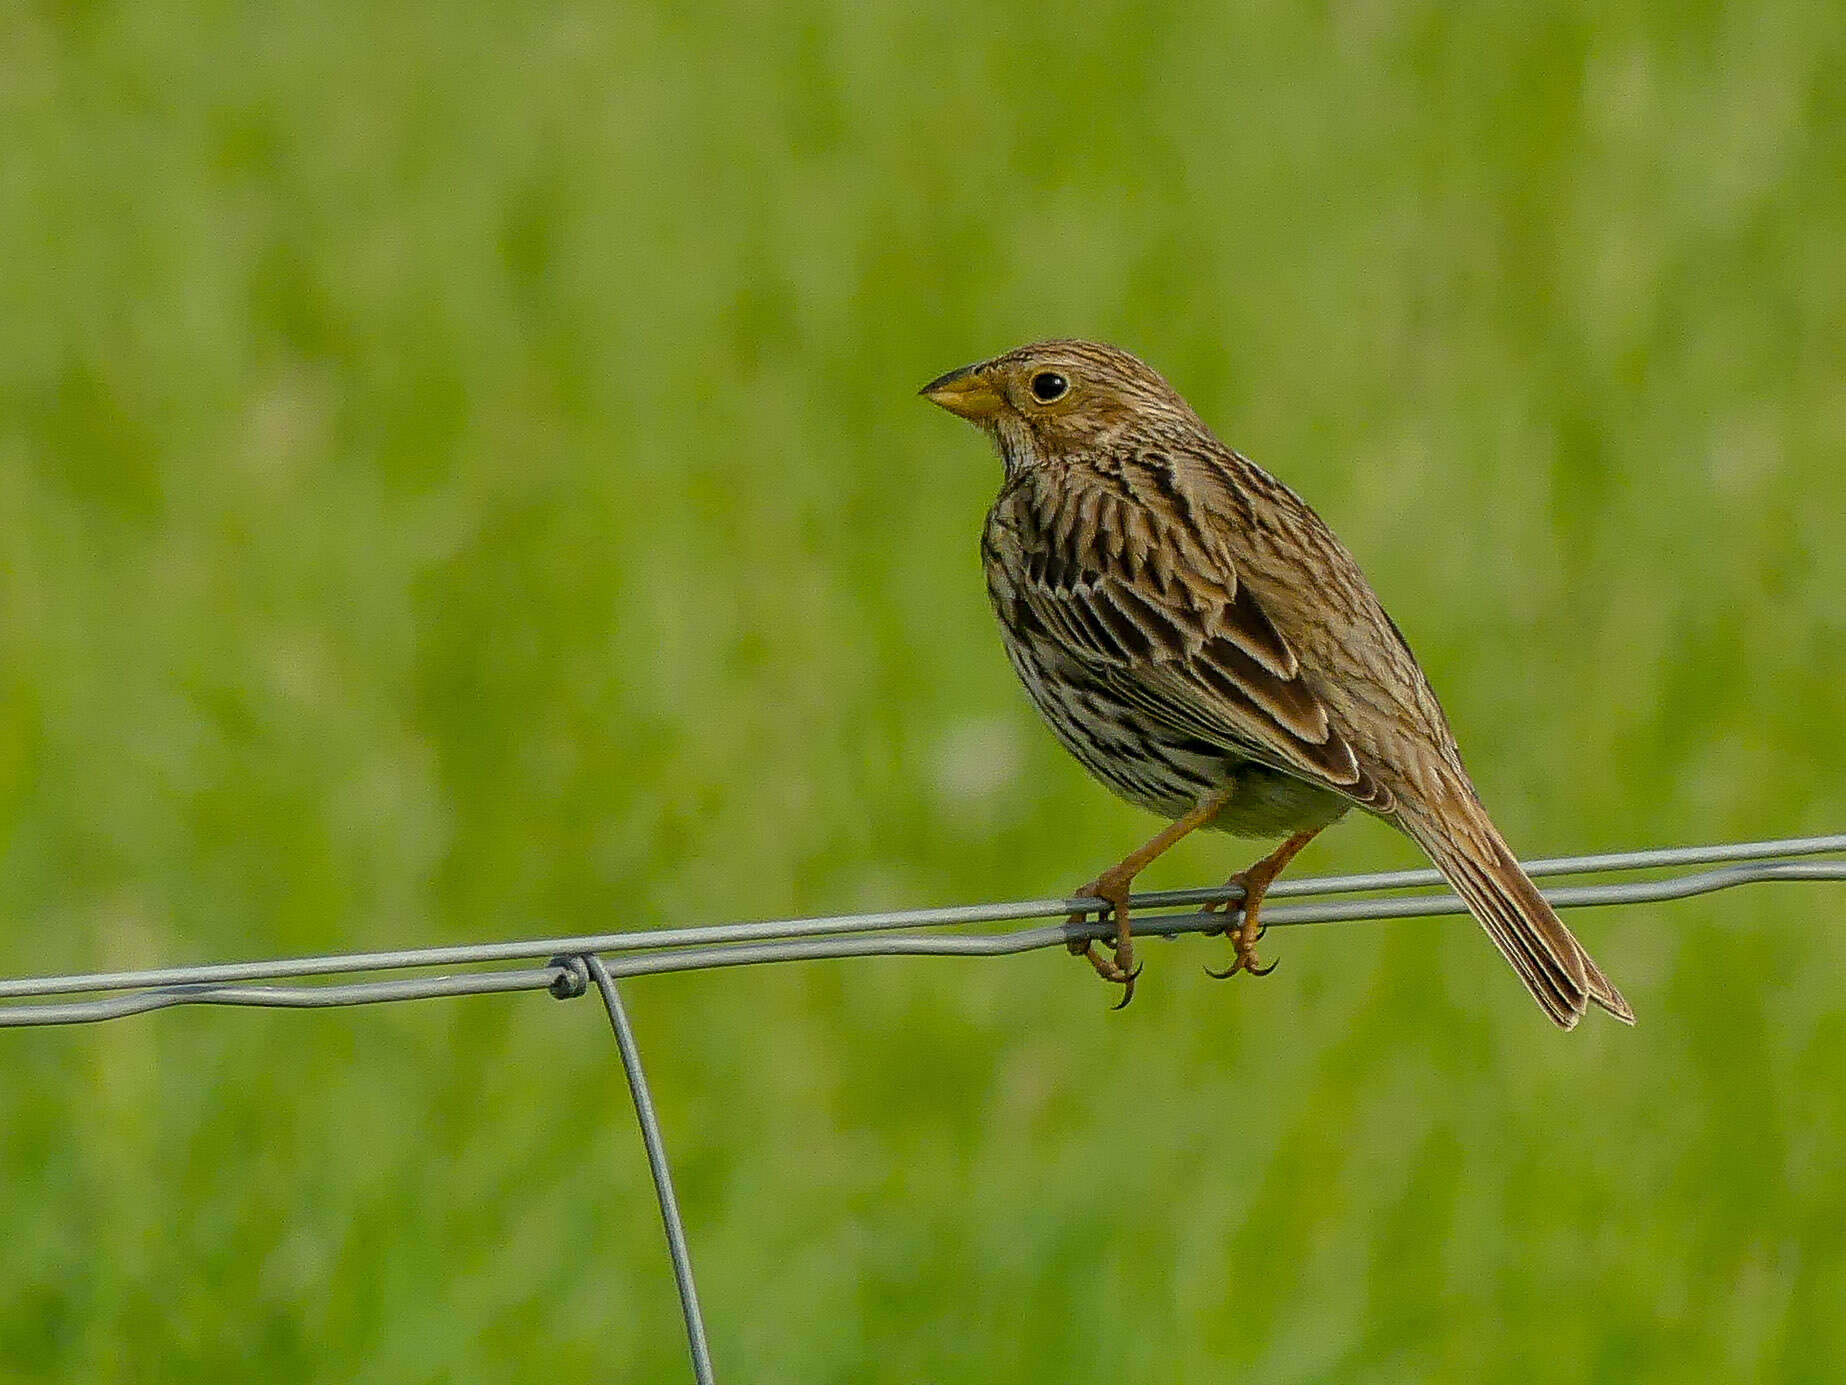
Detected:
left=1172, top=442, right=1473, bottom=795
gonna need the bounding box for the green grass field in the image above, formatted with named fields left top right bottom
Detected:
left=3, top=2, right=1844, bottom=1380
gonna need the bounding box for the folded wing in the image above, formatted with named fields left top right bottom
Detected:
left=998, top=477, right=1395, bottom=813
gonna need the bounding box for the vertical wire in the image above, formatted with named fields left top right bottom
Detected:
left=584, top=954, right=716, bottom=1385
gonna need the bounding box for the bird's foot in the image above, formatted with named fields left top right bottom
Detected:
left=1203, top=888, right=1278, bottom=980
left=1200, top=836, right=1312, bottom=981
left=1067, top=873, right=1139, bottom=1010
left=1201, top=829, right=1322, bottom=981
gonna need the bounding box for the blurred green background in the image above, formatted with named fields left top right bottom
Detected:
left=2, top=1, right=1844, bottom=1380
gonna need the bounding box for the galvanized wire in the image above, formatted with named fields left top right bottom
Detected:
left=2, top=830, right=1842, bottom=1385
left=582, top=956, right=717, bottom=1385
left=0, top=832, right=1841, bottom=1024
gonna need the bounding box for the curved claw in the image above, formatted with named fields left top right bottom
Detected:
left=1203, top=953, right=1279, bottom=980
left=1109, top=964, right=1142, bottom=1011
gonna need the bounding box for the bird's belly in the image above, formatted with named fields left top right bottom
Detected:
left=1203, top=763, right=1351, bottom=838
left=1005, top=642, right=1350, bottom=839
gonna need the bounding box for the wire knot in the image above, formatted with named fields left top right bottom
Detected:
left=547, top=954, right=590, bottom=1000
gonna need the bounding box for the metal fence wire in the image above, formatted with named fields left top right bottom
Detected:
left=4, top=832, right=1844, bottom=1383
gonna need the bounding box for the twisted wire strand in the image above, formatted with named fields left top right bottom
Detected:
left=1, top=834, right=1840, bottom=1026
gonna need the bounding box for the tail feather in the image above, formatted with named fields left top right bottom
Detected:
left=1399, top=801, right=1634, bottom=1029
left=1578, top=950, right=1635, bottom=1025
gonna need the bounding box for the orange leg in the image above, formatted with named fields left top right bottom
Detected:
left=1203, top=827, right=1323, bottom=980
left=1068, top=786, right=1234, bottom=1009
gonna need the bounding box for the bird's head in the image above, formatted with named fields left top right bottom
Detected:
left=920, top=339, right=1199, bottom=471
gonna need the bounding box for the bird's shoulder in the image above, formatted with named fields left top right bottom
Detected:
left=984, top=440, right=1348, bottom=619
left=984, top=448, right=1232, bottom=602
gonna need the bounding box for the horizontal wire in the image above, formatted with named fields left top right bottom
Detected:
left=1182, top=831, right=1846, bottom=899
left=0, top=969, right=569, bottom=1027
left=0, top=839, right=1838, bottom=1026
left=1, top=832, right=1840, bottom=1004
left=591, top=857, right=1846, bottom=979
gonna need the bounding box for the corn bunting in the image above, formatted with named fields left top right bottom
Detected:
left=923, top=339, right=1631, bottom=1028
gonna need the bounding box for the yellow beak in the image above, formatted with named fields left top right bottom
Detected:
left=919, top=365, right=1004, bottom=421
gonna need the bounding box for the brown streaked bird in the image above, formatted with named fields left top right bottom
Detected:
left=921, top=339, right=1632, bottom=1028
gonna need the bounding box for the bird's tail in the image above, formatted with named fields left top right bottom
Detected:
left=1396, top=795, right=1633, bottom=1029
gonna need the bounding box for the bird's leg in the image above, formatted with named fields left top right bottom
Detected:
left=1204, top=827, right=1323, bottom=981
left=1068, top=787, right=1233, bottom=1009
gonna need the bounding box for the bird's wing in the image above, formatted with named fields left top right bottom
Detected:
left=994, top=476, right=1395, bottom=811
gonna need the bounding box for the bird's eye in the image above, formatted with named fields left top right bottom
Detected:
left=1029, top=371, right=1070, bottom=403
